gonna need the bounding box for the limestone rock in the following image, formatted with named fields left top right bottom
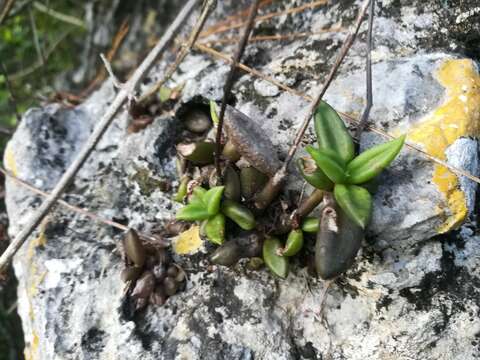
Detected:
left=4, top=1, right=480, bottom=359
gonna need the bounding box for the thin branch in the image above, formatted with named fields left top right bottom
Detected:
left=32, top=1, right=86, bottom=28
left=6, top=0, right=34, bottom=19
left=0, top=167, right=166, bottom=245
left=28, top=5, right=45, bottom=67
left=200, top=0, right=327, bottom=39
left=197, top=0, right=272, bottom=38
left=254, top=0, right=372, bottom=210
left=0, top=61, right=21, bottom=124
left=354, top=0, right=375, bottom=141
left=0, top=0, right=200, bottom=274
left=214, top=0, right=261, bottom=176
left=100, top=53, right=122, bottom=89
left=139, top=0, right=217, bottom=103
left=199, top=27, right=346, bottom=46
left=0, top=0, right=15, bottom=26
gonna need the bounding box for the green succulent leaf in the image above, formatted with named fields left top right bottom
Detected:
left=306, top=146, right=346, bottom=184
left=210, top=100, right=219, bottom=125
left=334, top=184, right=372, bottom=229
left=314, top=101, right=355, bottom=163
left=347, top=135, right=406, bottom=184
left=282, top=229, right=304, bottom=257
left=203, top=186, right=225, bottom=216
left=296, top=158, right=333, bottom=191
left=173, top=176, right=189, bottom=203
left=205, top=213, right=226, bottom=245
left=263, top=237, right=289, bottom=278
left=189, top=186, right=207, bottom=206
left=176, top=203, right=210, bottom=221
left=301, top=217, right=319, bottom=233
left=221, top=199, right=256, bottom=230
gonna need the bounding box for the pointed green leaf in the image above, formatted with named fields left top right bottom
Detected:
left=174, top=176, right=189, bottom=203
left=296, top=157, right=333, bottom=191
left=301, top=217, right=319, bottom=233
left=333, top=184, right=372, bottom=229
left=210, top=100, right=219, bottom=125
left=176, top=203, right=210, bottom=221
left=346, top=135, right=406, bottom=184
left=205, top=213, right=226, bottom=245
left=306, top=146, right=346, bottom=184
left=263, top=237, right=289, bottom=278
left=281, top=229, right=304, bottom=257
left=314, top=101, right=355, bottom=163
left=203, top=186, right=225, bottom=215
left=221, top=199, right=256, bottom=230
left=189, top=186, right=207, bottom=206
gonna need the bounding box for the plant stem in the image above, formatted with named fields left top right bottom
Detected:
left=254, top=0, right=372, bottom=210
left=214, top=0, right=261, bottom=177
left=0, top=0, right=199, bottom=274
left=354, top=0, right=375, bottom=142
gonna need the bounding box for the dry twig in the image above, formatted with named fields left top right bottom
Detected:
left=354, top=0, right=375, bottom=141
left=0, top=168, right=165, bottom=245
left=0, top=0, right=200, bottom=273
left=200, top=0, right=327, bottom=39
left=214, top=0, right=261, bottom=176
left=139, top=0, right=217, bottom=103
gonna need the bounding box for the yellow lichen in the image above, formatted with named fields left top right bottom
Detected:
left=406, top=59, right=480, bottom=233
left=173, top=225, right=203, bottom=255
left=24, top=331, right=39, bottom=360
left=4, top=143, right=18, bottom=177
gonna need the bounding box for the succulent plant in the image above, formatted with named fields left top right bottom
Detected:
left=298, top=100, right=405, bottom=229
left=176, top=185, right=256, bottom=245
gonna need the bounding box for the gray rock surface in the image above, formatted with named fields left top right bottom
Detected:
left=4, top=0, right=480, bottom=359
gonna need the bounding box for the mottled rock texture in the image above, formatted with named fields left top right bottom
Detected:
left=4, top=0, right=480, bottom=359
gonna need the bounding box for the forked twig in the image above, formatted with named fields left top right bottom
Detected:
left=0, top=167, right=165, bottom=245
left=354, top=0, right=375, bottom=141
left=254, top=0, right=372, bottom=210
left=214, top=0, right=261, bottom=176
left=139, top=0, right=217, bottom=103
left=28, top=5, right=45, bottom=67
left=0, top=0, right=200, bottom=273
left=195, top=32, right=480, bottom=186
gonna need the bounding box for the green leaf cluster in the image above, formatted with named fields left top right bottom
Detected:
left=298, top=101, right=406, bottom=229
left=176, top=186, right=256, bottom=245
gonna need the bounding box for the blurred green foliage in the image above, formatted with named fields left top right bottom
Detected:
left=0, top=1, right=86, bottom=131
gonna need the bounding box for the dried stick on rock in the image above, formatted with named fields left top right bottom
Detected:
left=0, top=0, right=200, bottom=274
left=354, top=0, right=375, bottom=142
left=139, top=0, right=217, bottom=103
left=214, top=0, right=261, bottom=176
left=0, top=168, right=165, bottom=245
left=254, top=0, right=372, bottom=210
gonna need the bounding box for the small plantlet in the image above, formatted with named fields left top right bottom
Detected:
left=301, top=101, right=405, bottom=230
left=176, top=185, right=256, bottom=244
left=299, top=101, right=405, bottom=279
